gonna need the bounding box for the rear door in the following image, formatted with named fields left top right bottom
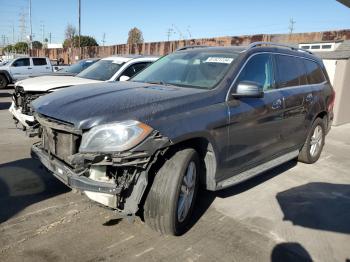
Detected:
left=223, top=53, right=285, bottom=180
left=9, top=58, right=32, bottom=81
left=32, top=58, right=52, bottom=75
left=274, top=54, right=311, bottom=150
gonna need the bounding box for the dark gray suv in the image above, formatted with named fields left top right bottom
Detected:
left=31, top=42, right=335, bottom=235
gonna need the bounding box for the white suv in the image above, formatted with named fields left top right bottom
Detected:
left=0, top=57, right=52, bottom=88
left=9, top=55, right=159, bottom=130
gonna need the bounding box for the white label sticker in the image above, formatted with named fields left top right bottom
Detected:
left=112, top=61, right=124, bottom=64
left=205, top=57, right=234, bottom=64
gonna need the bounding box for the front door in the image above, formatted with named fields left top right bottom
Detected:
left=9, top=58, right=32, bottom=81
left=222, top=53, right=285, bottom=181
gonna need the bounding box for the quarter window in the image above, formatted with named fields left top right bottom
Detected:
left=275, top=55, right=307, bottom=88
left=236, top=54, right=274, bottom=91
left=304, top=60, right=326, bottom=84
left=33, top=58, right=47, bottom=66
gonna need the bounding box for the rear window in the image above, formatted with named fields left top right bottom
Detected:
left=304, top=60, right=326, bottom=84
left=33, top=58, right=47, bottom=66
left=275, top=55, right=307, bottom=88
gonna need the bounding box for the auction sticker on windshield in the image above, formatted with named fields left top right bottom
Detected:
left=205, top=57, right=234, bottom=64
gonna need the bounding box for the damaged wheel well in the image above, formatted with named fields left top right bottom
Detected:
left=140, top=137, right=217, bottom=209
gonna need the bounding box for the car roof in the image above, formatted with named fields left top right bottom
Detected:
left=101, top=55, right=159, bottom=63
left=175, top=44, right=322, bottom=62
left=176, top=46, right=246, bottom=54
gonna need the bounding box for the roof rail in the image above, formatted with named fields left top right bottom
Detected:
left=247, top=42, right=314, bottom=55
left=175, top=45, right=210, bottom=52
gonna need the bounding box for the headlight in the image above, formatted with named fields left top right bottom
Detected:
left=79, top=120, right=152, bottom=153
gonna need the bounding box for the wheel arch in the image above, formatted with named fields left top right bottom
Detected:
left=0, top=70, right=13, bottom=83
left=163, top=136, right=218, bottom=191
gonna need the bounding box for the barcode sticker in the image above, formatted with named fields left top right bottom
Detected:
left=205, top=57, right=234, bottom=64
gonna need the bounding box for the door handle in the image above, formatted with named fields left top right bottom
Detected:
left=28, top=67, right=32, bottom=69
left=305, top=93, right=313, bottom=102
left=272, top=99, right=283, bottom=110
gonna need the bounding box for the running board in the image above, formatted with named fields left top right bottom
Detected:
left=216, top=150, right=299, bottom=190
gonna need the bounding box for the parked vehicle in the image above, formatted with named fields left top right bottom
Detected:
left=31, top=58, right=100, bottom=77
left=0, top=57, right=52, bottom=88
left=9, top=55, right=158, bottom=129
left=30, top=43, right=335, bottom=235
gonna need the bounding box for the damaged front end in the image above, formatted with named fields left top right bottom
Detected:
left=9, top=86, right=43, bottom=130
left=31, top=114, right=170, bottom=215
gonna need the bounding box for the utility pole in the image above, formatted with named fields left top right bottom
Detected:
left=166, top=28, right=174, bottom=41
left=49, top=32, right=52, bottom=43
left=172, top=24, right=185, bottom=40
left=102, top=33, right=106, bottom=46
left=12, top=23, right=15, bottom=44
left=29, top=0, right=32, bottom=50
left=288, top=17, right=296, bottom=34
left=78, top=0, right=81, bottom=58
left=187, top=26, right=192, bottom=39
left=40, top=22, right=45, bottom=43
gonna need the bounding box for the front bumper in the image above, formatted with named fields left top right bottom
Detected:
left=9, top=101, right=35, bottom=128
left=31, top=144, right=121, bottom=195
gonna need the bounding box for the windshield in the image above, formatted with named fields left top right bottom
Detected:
left=64, top=60, right=97, bottom=74
left=76, top=60, right=124, bottom=81
left=132, top=51, right=238, bottom=89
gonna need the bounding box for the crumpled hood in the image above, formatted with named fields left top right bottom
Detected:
left=16, top=75, right=101, bottom=92
left=32, top=81, right=211, bottom=130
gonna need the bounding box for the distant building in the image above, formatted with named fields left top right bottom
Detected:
left=300, top=41, right=350, bottom=125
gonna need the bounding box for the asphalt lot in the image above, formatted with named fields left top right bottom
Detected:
left=0, top=88, right=349, bottom=262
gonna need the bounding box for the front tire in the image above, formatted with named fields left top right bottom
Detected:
left=298, top=117, right=325, bottom=164
left=0, top=74, right=8, bottom=89
left=144, top=148, right=200, bottom=235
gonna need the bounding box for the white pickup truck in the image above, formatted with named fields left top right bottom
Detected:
left=0, top=57, right=52, bottom=88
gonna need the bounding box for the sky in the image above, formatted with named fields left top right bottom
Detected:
left=0, top=0, right=349, bottom=46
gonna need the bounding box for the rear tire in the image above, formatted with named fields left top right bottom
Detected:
left=144, top=148, right=200, bottom=236
left=298, top=118, right=325, bottom=164
left=0, top=74, right=8, bottom=89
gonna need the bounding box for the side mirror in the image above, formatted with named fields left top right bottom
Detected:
left=232, top=81, right=264, bottom=98
left=119, top=75, right=130, bottom=82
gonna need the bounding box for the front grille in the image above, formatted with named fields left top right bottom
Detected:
left=38, top=115, right=82, bottom=165
left=13, top=86, right=24, bottom=107
left=13, top=86, right=43, bottom=115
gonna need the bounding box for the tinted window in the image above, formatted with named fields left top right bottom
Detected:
left=304, top=60, right=326, bottom=84
left=33, top=58, right=47, bottom=66
left=236, top=53, right=274, bottom=91
left=275, top=55, right=307, bottom=88
left=119, top=62, right=151, bottom=79
left=12, top=58, right=30, bottom=67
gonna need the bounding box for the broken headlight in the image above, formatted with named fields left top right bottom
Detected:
left=79, top=120, right=152, bottom=153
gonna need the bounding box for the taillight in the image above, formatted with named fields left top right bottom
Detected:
left=328, top=89, right=335, bottom=112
